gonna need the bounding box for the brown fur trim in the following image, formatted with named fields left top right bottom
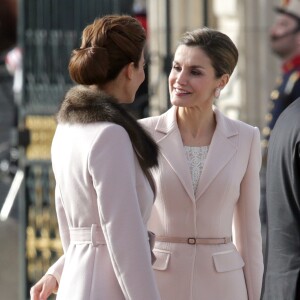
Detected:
left=57, top=85, right=121, bottom=124
left=57, top=85, right=159, bottom=190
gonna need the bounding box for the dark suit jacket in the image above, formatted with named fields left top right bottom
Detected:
left=262, top=98, right=300, bottom=300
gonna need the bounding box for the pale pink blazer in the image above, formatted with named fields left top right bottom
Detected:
left=48, top=122, right=160, bottom=300
left=140, top=106, right=263, bottom=300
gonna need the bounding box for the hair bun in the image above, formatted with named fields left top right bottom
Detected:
left=69, top=46, right=109, bottom=85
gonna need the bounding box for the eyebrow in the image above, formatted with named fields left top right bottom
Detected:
left=173, top=60, right=205, bottom=69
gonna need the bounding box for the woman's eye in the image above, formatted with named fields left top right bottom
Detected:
left=191, top=70, right=201, bottom=76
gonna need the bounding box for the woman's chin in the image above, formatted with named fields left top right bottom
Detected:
left=171, top=99, right=188, bottom=107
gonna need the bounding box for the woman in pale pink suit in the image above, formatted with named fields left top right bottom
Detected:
left=31, top=28, right=263, bottom=300
left=141, top=28, right=263, bottom=300
left=30, top=15, right=160, bottom=300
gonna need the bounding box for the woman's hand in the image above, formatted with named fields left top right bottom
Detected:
left=30, top=274, right=58, bottom=300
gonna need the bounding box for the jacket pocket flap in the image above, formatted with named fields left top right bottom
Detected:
left=213, top=250, right=245, bottom=273
left=152, top=249, right=171, bottom=271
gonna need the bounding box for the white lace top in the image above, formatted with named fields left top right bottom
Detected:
left=184, top=146, right=209, bottom=194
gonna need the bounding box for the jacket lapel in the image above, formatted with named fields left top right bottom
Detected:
left=154, top=107, right=195, bottom=201
left=195, top=107, right=238, bottom=199
left=153, top=106, right=239, bottom=202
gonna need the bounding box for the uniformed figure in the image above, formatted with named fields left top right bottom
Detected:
left=260, top=0, right=300, bottom=251
left=261, top=0, right=300, bottom=149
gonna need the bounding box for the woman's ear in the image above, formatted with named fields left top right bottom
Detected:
left=219, top=74, right=230, bottom=89
left=214, top=74, right=230, bottom=99
left=125, top=62, right=135, bottom=80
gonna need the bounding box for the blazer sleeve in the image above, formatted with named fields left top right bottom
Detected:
left=88, top=125, right=160, bottom=300
left=233, top=127, right=264, bottom=300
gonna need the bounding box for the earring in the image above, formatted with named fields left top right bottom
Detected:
left=214, top=88, right=221, bottom=99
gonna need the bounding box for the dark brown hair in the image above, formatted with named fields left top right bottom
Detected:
left=69, top=15, right=146, bottom=85
left=178, top=27, right=238, bottom=78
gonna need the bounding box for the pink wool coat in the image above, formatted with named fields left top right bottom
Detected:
left=140, top=106, right=263, bottom=300
left=48, top=122, right=160, bottom=300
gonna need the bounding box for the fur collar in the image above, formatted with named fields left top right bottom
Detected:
left=57, top=85, right=159, bottom=190
left=57, top=85, right=125, bottom=124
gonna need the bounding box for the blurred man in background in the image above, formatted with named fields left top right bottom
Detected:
left=260, top=0, right=300, bottom=255
left=261, top=97, right=300, bottom=299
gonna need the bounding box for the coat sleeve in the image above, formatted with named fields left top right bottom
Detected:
left=88, top=124, right=160, bottom=300
left=233, top=127, right=264, bottom=300
left=46, top=255, right=65, bottom=284
left=46, top=185, right=68, bottom=284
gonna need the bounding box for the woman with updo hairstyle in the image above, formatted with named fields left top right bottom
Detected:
left=139, top=27, right=263, bottom=300
left=30, top=15, right=160, bottom=300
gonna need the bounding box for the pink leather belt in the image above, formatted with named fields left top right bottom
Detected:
left=155, top=236, right=232, bottom=245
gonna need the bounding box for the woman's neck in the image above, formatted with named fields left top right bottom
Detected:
left=177, top=106, right=216, bottom=147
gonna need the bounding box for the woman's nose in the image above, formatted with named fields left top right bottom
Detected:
left=176, top=71, right=187, bottom=85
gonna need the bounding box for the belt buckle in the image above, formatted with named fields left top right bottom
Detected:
left=188, top=238, right=196, bottom=245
